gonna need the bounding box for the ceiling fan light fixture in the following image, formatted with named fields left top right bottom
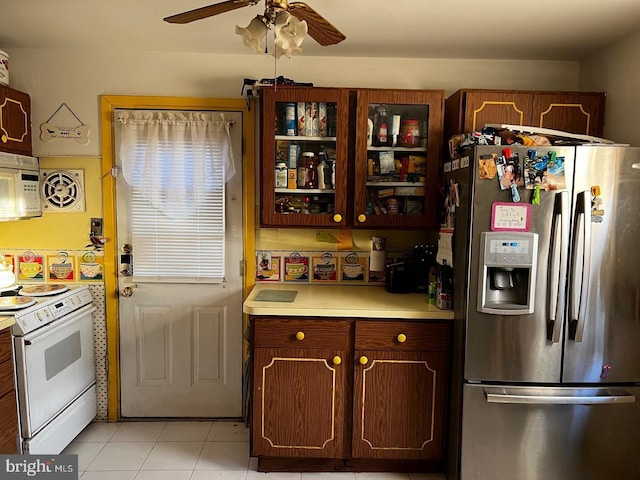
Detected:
left=273, top=11, right=307, bottom=58
left=235, top=15, right=268, bottom=53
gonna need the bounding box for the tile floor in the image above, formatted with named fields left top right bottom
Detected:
left=63, top=421, right=446, bottom=480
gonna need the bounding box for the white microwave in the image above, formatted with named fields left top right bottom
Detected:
left=0, top=152, right=41, bottom=221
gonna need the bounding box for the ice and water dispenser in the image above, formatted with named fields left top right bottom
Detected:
left=477, top=232, right=538, bottom=315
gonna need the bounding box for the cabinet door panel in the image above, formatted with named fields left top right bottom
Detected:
left=0, top=85, right=32, bottom=156
left=0, top=329, right=11, bottom=364
left=355, top=320, right=449, bottom=352
left=463, top=92, right=533, bottom=132
left=532, top=93, right=606, bottom=137
left=253, top=347, right=349, bottom=458
left=260, top=87, right=350, bottom=227
left=254, top=318, right=347, bottom=349
left=354, top=89, right=444, bottom=229
left=0, top=390, right=18, bottom=453
left=352, top=350, right=447, bottom=460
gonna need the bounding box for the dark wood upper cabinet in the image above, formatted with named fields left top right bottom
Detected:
left=0, top=84, right=32, bottom=156
left=445, top=89, right=606, bottom=141
left=259, top=86, right=445, bottom=229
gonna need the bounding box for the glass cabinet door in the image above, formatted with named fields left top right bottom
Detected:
left=260, top=87, right=349, bottom=227
left=354, top=89, right=444, bottom=229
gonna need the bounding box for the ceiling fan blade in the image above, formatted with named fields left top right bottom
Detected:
left=164, top=0, right=256, bottom=24
left=289, top=2, right=346, bottom=46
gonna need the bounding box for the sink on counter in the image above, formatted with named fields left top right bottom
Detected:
left=244, top=283, right=453, bottom=473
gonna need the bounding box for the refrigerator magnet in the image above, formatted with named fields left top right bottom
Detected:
left=491, top=202, right=531, bottom=232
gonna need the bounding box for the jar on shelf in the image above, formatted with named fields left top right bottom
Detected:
left=399, top=119, right=420, bottom=147
left=275, top=162, right=288, bottom=188
left=297, top=152, right=318, bottom=189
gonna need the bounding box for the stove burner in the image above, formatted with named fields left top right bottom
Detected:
left=19, top=284, right=69, bottom=297
left=0, top=296, right=36, bottom=311
left=0, top=285, right=22, bottom=297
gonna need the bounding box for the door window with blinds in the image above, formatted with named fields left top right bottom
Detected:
left=115, top=110, right=236, bottom=283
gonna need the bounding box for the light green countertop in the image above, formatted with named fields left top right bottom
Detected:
left=243, top=284, right=454, bottom=320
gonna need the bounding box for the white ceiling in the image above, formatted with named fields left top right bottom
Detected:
left=2, top=0, right=640, bottom=61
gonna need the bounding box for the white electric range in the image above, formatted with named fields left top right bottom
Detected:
left=0, top=284, right=97, bottom=454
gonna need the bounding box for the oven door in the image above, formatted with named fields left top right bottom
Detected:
left=14, top=304, right=96, bottom=437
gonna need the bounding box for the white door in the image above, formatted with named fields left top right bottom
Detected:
left=116, top=110, right=243, bottom=418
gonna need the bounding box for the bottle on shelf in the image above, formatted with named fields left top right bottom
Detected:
left=275, top=162, right=288, bottom=188
left=317, top=151, right=330, bottom=189
left=373, top=105, right=389, bottom=147
left=297, top=152, right=318, bottom=189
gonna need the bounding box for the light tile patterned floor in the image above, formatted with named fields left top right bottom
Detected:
left=65, top=421, right=446, bottom=480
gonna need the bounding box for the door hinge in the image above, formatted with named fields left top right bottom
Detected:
left=240, top=259, right=245, bottom=277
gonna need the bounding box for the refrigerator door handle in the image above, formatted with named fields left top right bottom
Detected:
left=485, top=391, right=636, bottom=405
left=548, top=191, right=569, bottom=343
left=569, top=190, right=592, bottom=342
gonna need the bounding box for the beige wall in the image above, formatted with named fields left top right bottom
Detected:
left=5, top=48, right=581, bottom=158
left=580, top=29, right=640, bottom=146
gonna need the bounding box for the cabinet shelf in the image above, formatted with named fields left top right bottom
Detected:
left=275, top=135, right=337, bottom=142
left=367, top=146, right=427, bottom=153
left=276, top=188, right=335, bottom=194
left=366, top=181, right=425, bottom=187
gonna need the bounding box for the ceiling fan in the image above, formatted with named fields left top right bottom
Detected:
left=163, top=0, right=346, bottom=47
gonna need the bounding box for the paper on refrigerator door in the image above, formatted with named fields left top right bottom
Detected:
left=437, top=228, right=454, bottom=266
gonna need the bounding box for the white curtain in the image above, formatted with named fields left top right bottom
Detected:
left=117, top=110, right=235, bottom=218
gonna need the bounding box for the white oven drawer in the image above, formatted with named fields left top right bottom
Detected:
left=14, top=304, right=96, bottom=436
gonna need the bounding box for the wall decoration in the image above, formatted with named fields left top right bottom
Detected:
left=46, top=251, right=76, bottom=282
left=256, top=252, right=280, bottom=282
left=39, top=103, right=90, bottom=144
left=311, top=252, right=337, bottom=283
left=17, top=251, right=45, bottom=282
left=340, top=252, right=367, bottom=283
left=284, top=252, right=309, bottom=282
left=79, top=251, right=104, bottom=281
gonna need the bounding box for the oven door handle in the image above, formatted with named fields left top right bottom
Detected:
left=21, top=304, right=96, bottom=343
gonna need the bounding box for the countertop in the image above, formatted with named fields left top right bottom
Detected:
left=0, top=316, right=15, bottom=331
left=243, top=284, right=454, bottom=320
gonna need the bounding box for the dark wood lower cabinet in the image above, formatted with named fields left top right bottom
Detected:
left=252, top=347, right=349, bottom=459
left=352, top=350, right=447, bottom=460
left=250, top=316, right=450, bottom=472
left=0, top=329, right=18, bottom=454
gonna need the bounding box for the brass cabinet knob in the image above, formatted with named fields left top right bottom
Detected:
left=332, top=356, right=342, bottom=365
left=397, top=333, right=407, bottom=343
left=295, top=331, right=305, bottom=341
left=1, top=134, right=6, bottom=144
left=357, top=213, right=367, bottom=223
left=359, top=356, right=369, bottom=365
left=333, top=213, right=343, bottom=223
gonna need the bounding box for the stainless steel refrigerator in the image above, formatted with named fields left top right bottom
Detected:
left=445, top=145, right=640, bottom=480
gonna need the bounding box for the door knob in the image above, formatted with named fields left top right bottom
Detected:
left=359, top=356, right=369, bottom=365
left=121, top=286, right=135, bottom=298
left=332, top=356, right=342, bottom=365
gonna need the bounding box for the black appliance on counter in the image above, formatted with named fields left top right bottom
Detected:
left=386, top=244, right=436, bottom=293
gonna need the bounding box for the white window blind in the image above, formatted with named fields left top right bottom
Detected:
left=116, top=110, right=235, bottom=283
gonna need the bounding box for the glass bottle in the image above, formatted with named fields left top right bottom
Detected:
left=373, top=105, right=389, bottom=147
